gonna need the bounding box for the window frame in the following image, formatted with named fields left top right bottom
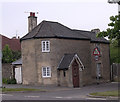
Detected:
left=42, top=41, right=50, bottom=52
left=96, top=63, right=102, bottom=78
left=42, top=66, right=51, bottom=78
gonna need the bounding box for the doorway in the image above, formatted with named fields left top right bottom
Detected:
left=72, top=60, right=79, bottom=87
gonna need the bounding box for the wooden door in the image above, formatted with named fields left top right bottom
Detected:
left=72, top=60, right=79, bottom=87
left=15, top=67, right=22, bottom=84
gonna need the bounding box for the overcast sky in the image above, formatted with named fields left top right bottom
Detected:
left=0, top=0, right=118, bottom=38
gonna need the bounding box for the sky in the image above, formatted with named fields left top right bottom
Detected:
left=0, top=0, right=118, bottom=38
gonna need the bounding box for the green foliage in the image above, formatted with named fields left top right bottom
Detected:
left=97, top=15, right=120, bottom=63
left=7, top=78, right=17, bottom=84
left=2, top=45, right=14, bottom=63
left=2, top=88, right=46, bottom=92
left=2, top=78, right=8, bottom=84
left=2, top=44, right=21, bottom=63
left=2, top=78, right=16, bottom=84
left=110, top=44, right=120, bottom=63
left=12, top=51, right=21, bottom=61
left=90, top=90, right=119, bottom=97
left=97, top=15, right=120, bottom=47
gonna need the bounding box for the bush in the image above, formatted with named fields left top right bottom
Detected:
left=2, top=78, right=17, bottom=84
left=7, top=78, right=17, bottom=84
left=2, top=78, right=8, bottom=84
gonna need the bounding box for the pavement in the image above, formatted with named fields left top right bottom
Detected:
left=2, top=82, right=118, bottom=92
left=2, top=84, right=73, bottom=92
left=1, top=82, right=119, bottom=100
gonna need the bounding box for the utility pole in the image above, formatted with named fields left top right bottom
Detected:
left=108, top=0, right=120, bottom=83
left=0, top=35, right=2, bottom=88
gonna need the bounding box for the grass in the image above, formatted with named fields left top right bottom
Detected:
left=90, top=90, right=119, bottom=97
left=2, top=88, right=46, bottom=92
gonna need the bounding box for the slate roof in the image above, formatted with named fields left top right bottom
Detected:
left=58, top=53, right=75, bottom=70
left=73, top=30, right=109, bottom=43
left=12, top=58, right=22, bottom=65
left=1, top=34, right=21, bottom=51
left=21, top=20, right=109, bottom=44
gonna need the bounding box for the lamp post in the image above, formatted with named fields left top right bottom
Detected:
left=0, top=39, right=1, bottom=88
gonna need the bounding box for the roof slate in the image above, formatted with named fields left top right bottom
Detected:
left=73, top=30, right=109, bottom=43
left=12, top=58, right=22, bottom=65
left=1, top=34, right=21, bottom=51
left=58, top=53, right=75, bottom=70
left=21, top=20, right=109, bottom=43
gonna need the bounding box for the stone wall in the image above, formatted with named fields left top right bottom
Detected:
left=21, top=39, right=37, bottom=85
left=90, top=43, right=110, bottom=83
left=2, top=63, right=12, bottom=79
left=21, top=38, right=110, bottom=86
left=21, top=38, right=92, bottom=86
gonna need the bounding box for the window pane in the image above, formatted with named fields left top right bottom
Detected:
left=43, top=42, right=45, bottom=51
left=96, top=63, right=101, bottom=77
left=46, top=41, right=49, bottom=51
left=43, top=67, right=46, bottom=76
left=47, top=67, right=50, bottom=76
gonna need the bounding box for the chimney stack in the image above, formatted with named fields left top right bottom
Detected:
left=91, top=28, right=100, bottom=34
left=28, top=12, right=37, bottom=32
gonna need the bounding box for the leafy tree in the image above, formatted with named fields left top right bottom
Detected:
left=2, top=45, right=21, bottom=63
left=12, top=51, right=21, bottom=61
left=2, top=45, right=13, bottom=63
left=97, top=15, right=120, bottom=47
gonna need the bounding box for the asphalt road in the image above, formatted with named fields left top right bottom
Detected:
left=1, top=82, right=119, bottom=100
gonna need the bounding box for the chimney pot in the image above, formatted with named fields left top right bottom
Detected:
left=33, top=13, right=35, bottom=16
left=30, top=12, right=33, bottom=16
left=30, top=12, right=35, bottom=17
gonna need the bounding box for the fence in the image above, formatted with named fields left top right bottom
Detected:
left=111, top=63, right=120, bottom=81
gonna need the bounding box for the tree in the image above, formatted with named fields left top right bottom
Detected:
left=97, top=15, right=120, bottom=47
left=12, top=51, right=21, bottom=61
left=2, top=45, right=13, bottom=63
left=2, top=45, right=21, bottom=63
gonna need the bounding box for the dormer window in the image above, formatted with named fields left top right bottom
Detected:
left=42, top=41, right=50, bottom=52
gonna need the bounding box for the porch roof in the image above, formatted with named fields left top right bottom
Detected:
left=57, top=53, right=84, bottom=70
left=12, top=58, right=22, bottom=65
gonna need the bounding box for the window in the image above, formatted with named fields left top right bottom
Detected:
left=96, top=63, right=101, bottom=78
left=63, top=70, right=66, bottom=77
left=42, top=41, right=50, bottom=52
left=42, top=67, right=51, bottom=77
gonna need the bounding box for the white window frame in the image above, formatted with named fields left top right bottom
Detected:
left=42, top=41, right=50, bottom=52
left=42, top=66, right=51, bottom=78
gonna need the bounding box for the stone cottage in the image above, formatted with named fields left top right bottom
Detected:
left=20, top=12, right=110, bottom=87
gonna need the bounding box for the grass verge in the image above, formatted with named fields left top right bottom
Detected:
left=90, top=90, right=119, bottom=97
left=2, top=88, right=46, bottom=92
